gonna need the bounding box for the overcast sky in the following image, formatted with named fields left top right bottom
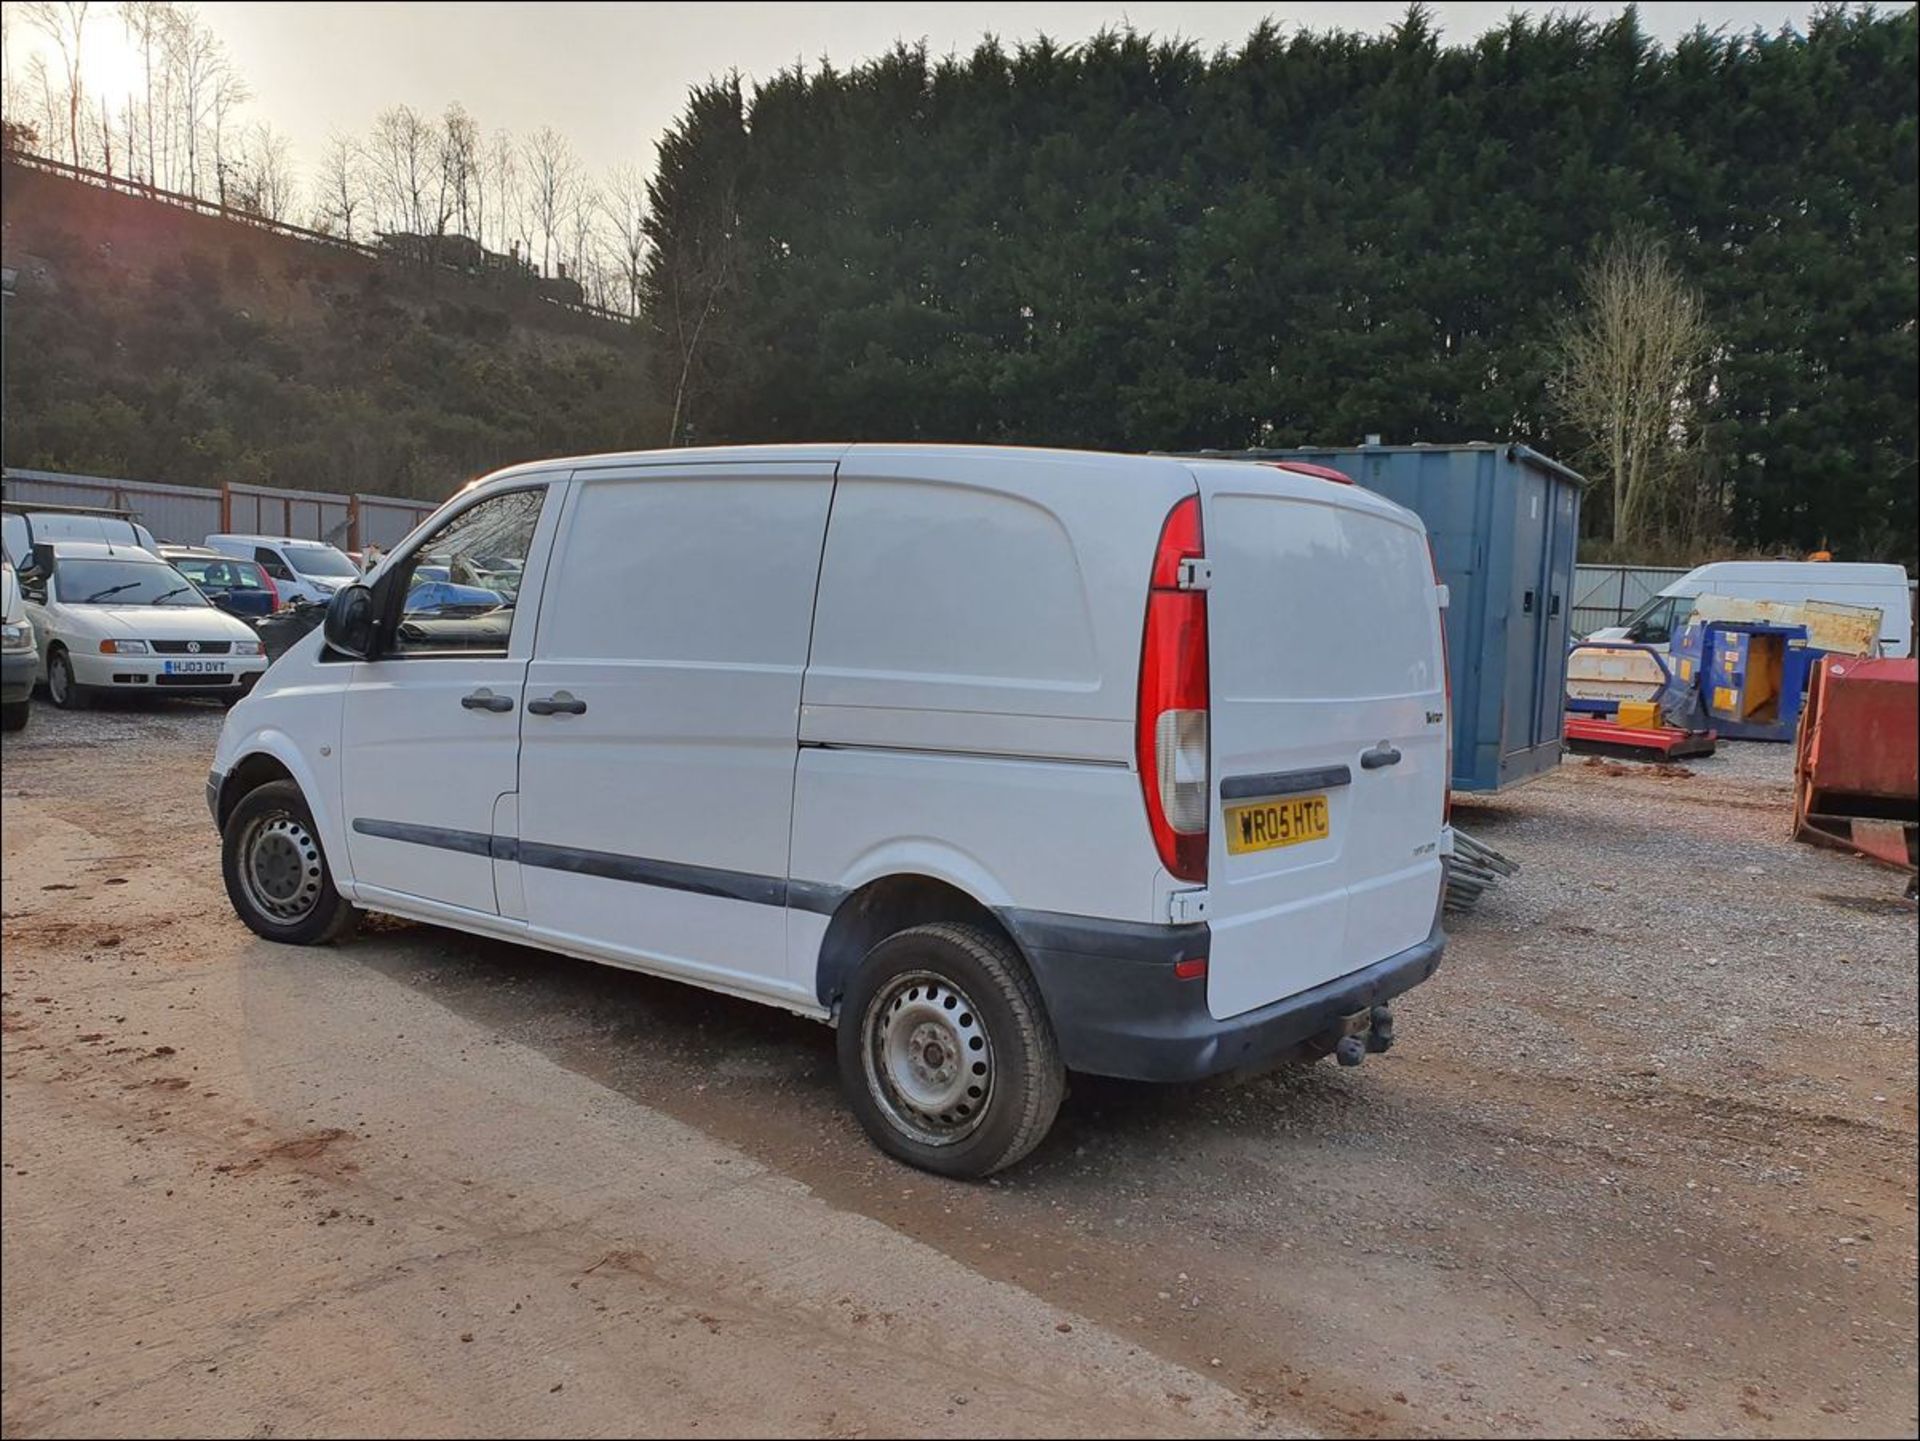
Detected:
left=12, top=2, right=1819, bottom=187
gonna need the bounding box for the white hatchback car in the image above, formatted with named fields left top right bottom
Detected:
left=22, top=541, right=268, bottom=708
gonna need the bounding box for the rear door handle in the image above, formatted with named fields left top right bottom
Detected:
left=461, top=688, right=514, bottom=713
left=1360, top=742, right=1402, bottom=770
left=526, top=691, right=587, bottom=716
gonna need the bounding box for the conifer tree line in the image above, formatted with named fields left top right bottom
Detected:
left=640, top=5, right=1917, bottom=561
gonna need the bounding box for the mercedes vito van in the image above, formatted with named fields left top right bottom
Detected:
left=208, top=446, right=1450, bottom=1176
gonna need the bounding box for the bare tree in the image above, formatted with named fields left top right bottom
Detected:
left=24, top=1, right=89, bottom=166
left=162, top=3, right=221, bottom=196
left=93, top=87, right=111, bottom=171
left=312, top=130, right=365, bottom=240
left=1, top=4, right=24, bottom=145
left=565, top=177, right=597, bottom=285
left=441, top=102, right=479, bottom=238
left=1551, top=233, right=1713, bottom=546
left=230, top=118, right=293, bottom=220
left=600, top=163, right=646, bottom=318
left=26, top=53, right=63, bottom=160
left=521, top=125, right=577, bottom=278
left=367, top=103, right=437, bottom=241
left=485, top=127, right=521, bottom=260
left=118, top=0, right=170, bottom=183
left=207, top=50, right=247, bottom=203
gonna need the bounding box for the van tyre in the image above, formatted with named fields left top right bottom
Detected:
left=46, top=648, right=90, bottom=710
left=221, top=779, right=359, bottom=946
left=839, top=921, right=1065, bottom=1179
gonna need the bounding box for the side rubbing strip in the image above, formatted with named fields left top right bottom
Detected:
left=1218, top=765, right=1353, bottom=801
left=517, top=840, right=786, bottom=907
left=352, top=817, right=496, bottom=857
left=353, top=818, right=847, bottom=913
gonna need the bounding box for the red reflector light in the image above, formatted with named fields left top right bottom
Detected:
left=1173, top=957, right=1207, bottom=981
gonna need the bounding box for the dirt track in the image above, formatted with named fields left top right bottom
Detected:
left=3, top=698, right=1915, bottom=1438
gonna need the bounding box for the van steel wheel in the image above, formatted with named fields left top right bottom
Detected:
left=238, top=812, right=325, bottom=924
left=221, top=779, right=358, bottom=946
left=862, top=970, right=995, bottom=1145
left=838, top=921, right=1064, bottom=1179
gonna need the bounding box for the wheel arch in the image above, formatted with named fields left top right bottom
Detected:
left=813, top=872, right=1033, bottom=1017
left=215, top=751, right=296, bottom=828
left=214, top=731, right=349, bottom=889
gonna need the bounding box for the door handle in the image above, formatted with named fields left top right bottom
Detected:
left=461, top=688, right=514, bottom=713
left=526, top=691, right=587, bottom=716
left=1360, top=742, right=1402, bottom=770
left=1523, top=589, right=1536, bottom=614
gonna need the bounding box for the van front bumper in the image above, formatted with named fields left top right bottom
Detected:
left=1004, top=908, right=1446, bottom=1083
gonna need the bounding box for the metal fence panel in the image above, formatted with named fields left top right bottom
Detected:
left=5, top=468, right=440, bottom=552
left=357, top=494, right=440, bottom=550
left=1571, top=564, right=1691, bottom=635
left=2, top=468, right=222, bottom=545
left=224, top=483, right=354, bottom=547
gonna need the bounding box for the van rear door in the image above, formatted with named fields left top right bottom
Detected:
left=1188, top=462, right=1447, bottom=1021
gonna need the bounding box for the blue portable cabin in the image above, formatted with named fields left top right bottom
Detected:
left=1183, top=443, right=1585, bottom=793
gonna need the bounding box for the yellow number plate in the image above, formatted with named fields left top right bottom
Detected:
left=1224, top=794, right=1332, bottom=855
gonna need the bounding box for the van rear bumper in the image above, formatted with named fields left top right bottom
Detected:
left=1003, top=908, right=1445, bottom=1083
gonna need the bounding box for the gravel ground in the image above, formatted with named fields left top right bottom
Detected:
left=3, top=695, right=1916, bottom=1439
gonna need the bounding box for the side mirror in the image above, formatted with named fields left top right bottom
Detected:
left=323, top=582, right=379, bottom=659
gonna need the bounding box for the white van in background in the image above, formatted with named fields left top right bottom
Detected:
left=203, top=535, right=361, bottom=606
left=1589, top=560, right=1913, bottom=656
left=2, top=507, right=161, bottom=571
left=207, top=445, right=1451, bottom=1177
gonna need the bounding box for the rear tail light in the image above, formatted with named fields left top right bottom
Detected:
left=260, top=567, right=281, bottom=612
left=1137, top=495, right=1210, bottom=883
left=1428, top=539, right=1453, bottom=824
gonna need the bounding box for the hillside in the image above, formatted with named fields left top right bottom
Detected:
left=0, top=160, right=662, bottom=501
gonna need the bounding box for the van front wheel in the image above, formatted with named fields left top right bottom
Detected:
left=839, top=922, right=1064, bottom=1179
left=221, top=779, right=359, bottom=946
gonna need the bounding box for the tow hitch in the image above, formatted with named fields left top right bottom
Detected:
left=1332, top=1004, right=1395, bottom=1067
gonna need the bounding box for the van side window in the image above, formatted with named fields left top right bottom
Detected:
left=387, top=488, right=543, bottom=657
left=253, top=547, right=296, bottom=581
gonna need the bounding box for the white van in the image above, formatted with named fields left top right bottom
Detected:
left=204, top=535, right=361, bottom=606
left=3, top=507, right=161, bottom=571
left=207, top=446, right=1450, bottom=1176
left=1588, top=561, right=1912, bottom=656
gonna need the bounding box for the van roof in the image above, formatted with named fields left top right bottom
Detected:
left=477, top=441, right=1420, bottom=488
left=1675, top=560, right=1910, bottom=586
left=209, top=534, right=340, bottom=548
left=45, top=540, right=161, bottom=561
